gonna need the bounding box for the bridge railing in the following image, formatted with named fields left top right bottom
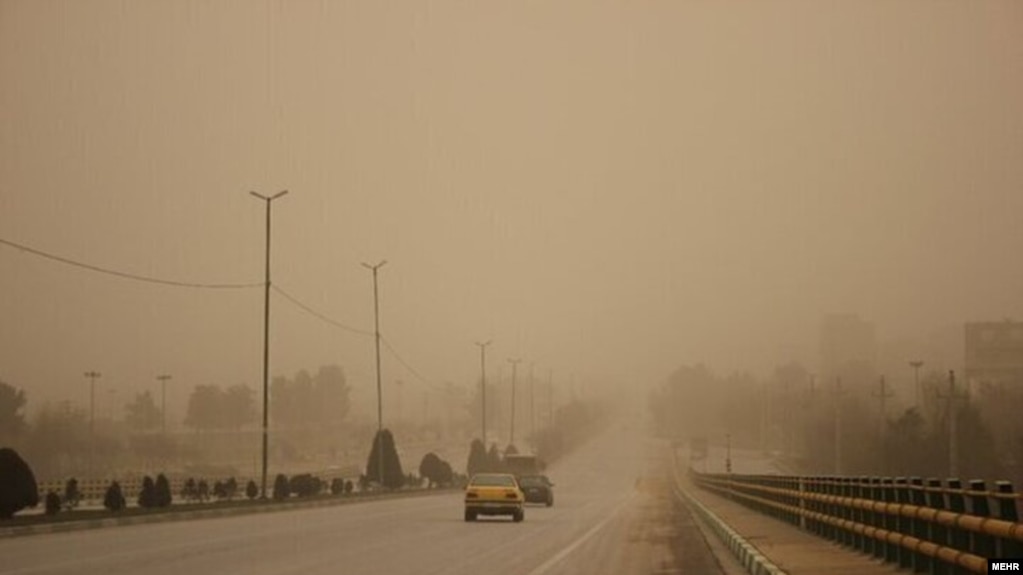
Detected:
left=690, top=471, right=1023, bottom=575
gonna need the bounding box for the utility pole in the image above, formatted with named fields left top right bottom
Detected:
left=507, top=358, right=521, bottom=447
left=909, top=360, right=924, bottom=408
left=833, top=377, right=845, bottom=475
left=156, top=374, right=172, bottom=436
left=547, top=369, right=554, bottom=428
left=250, top=189, right=288, bottom=499
left=84, top=371, right=101, bottom=477
left=362, top=259, right=387, bottom=485
left=873, top=375, right=894, bottom=473
left=937, top=370, right=967, bottom=477
left=475, top=341, right=492, bottom=446
left=529, top=362, right=536, bottom=449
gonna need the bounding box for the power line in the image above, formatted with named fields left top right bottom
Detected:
left=380, top=335, right=444, bottom=392
left=271, top=285, right=375, bottom=337
left=0, top=236, right=262, bottom=289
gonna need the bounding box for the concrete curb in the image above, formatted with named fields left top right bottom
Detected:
left=670, top=467, right=789, bottom=575
left=0, top=487, right=459, bottom=539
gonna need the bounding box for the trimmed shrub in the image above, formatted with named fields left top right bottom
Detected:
left=466, top=439, right=487, bottom=478
left=63, top=478, right=81, bottom=510
left=213, top=480, right=226, bottom=500
left=224, top=477, right=238, bottom=500
left=289, top=474, right=322, bottom=497
left=138, top=476, right=157, bottom=509
left=365, top=429, right=405, bottom=489
left=181, top=478, right=197, bottom=502
left=155, top=474, right=172, bottom=507
left=45, top=491, right=61, bottom=516
left=104, top=481, right=126, bottom=512
left=344, top=480, right=354, bottom=494
left=245, top=479, right=258, bottom=500
left=196, top=479, right=210, bottom=502
left=0, top=448, right=39, bottom=519
left=272, top=474, right=289, bottom=500
left=330, top=478, right=345, bottom=495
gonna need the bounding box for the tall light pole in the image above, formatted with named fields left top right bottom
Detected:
left=475, top=341, right=492, bottom=446
left=507, top=358, right=521, bottom=447
left=362, top=259, right=387, bottom=485
left=529, top=362, right=536, bottom=449
left=156, top=374, right=172, bottom=436
left=250, top=189, right=288, bottom=499
left=909, top=360, right=924, bottom=408
left=84, top=371, right=101, bottom=476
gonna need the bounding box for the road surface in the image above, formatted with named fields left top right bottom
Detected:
left=2, top=423, right=731, bottom=575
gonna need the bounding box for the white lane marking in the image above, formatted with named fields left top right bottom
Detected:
left=524, top=491, right=637, bottom=575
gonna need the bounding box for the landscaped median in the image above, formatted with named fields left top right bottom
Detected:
left=0, top=486, right=460, bottom=539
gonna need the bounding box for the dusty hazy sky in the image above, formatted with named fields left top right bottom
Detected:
left=1, top=1, right=1021, bottom=416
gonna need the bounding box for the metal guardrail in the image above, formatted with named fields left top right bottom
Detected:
left=690, top=471, right=1022, bottom=575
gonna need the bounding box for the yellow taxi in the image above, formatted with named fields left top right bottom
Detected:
left=464, top=473, right=525, bottom=522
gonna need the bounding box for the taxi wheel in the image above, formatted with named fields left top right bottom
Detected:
left=465, top=509, right=477, bottom=522
left=512, top=509, right=524, bottom=522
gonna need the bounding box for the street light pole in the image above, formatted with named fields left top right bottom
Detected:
left=250, top=189, right=288, bottom=499
left=156, top=374, right=172, bottom=436
left=529, top=362, right=535, bottom=449
left=475, top=341, right=492, bottom=446
left=909, top=360, right=924, bottom=408
left=507, top=358, right=521, bottom=447
left=362, top=260, right=387, bottom=485
left=84, top=371, right=101, bottom=476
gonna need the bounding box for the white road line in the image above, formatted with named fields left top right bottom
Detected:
left=524, top=491, right=637, bottom=575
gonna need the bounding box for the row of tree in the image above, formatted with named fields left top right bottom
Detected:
left=650, top=362, right=1012, bottom=481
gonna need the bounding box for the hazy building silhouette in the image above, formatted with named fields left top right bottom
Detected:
left=965, top=320, right=1023, bottom=389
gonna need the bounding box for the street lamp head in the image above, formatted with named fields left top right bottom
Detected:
left=249, top=191, right=267, bottom=200
left=272, top=190, right=289, bottom=200
left=362, top=260, right=387, bottom=270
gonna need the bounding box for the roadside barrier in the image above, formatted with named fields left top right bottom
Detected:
left=690, top=471, right=1023, bottom=574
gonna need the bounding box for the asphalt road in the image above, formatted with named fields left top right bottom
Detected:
left=1, top=423, right=730, bottom=575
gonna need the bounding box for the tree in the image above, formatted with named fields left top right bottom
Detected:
left=272, top=474, right=289, bottom=500
left=419, top=452, right=451, bottom=488
left=104, top=481, right=126, bottom=511
left=138, top=476, right=157, bottom=508
left=0, top=380, right=27, bottom=441
left=184, top=384, right=256, bottom=431
left=124, top=390, right=162, bottom=432
left=24, top=401, right=88, bottom=477
left=245, top=480, right=258, bottom=500
left=155, top=474, right=172, bottom=507
left=0, top=448, right=39, bottom=519
left=45, top=491, right=61, bottom=516
left=63, top=478, right=81, bottom=510
left=466, top=439, right=487, bottom=478
left=487, top=443, right=502, bottom=472
left=365, top=429, right=405, bottom=489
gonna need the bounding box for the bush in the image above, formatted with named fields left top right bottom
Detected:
left=344, top=480, right=354, bottom=494
left=330, top=478, right=345, bottom=495
left=196, top=479, right=210, bottom=502
left=138, top=476, right=157, bottom=509
left=213, top=480, right=226, bottom=500
left=104, top=481, right=126, bottom=512
left=419, top=452, right=454, bottom=488
left=63, top=478, right=81, bottom=510
left=289, top=474, right=322, bottom=497
left=365, top=428, right=405, bottom=489
left=155, top=474, right=172, bottom=507
left=466, top=439, right=487, bottom=478
left=0, top=448, right=39, bottom=519
left=245, top=479, right=258, bottom=500
left=272, top=474, right=289, bottom=500
left=45, top=491, right=61, bottom=516
left=181, top=478, right=197, bottom=502
left=224, top=477, right=238, bottom=500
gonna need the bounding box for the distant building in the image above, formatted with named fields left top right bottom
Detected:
left=964, top=320, right=1023, bottom=388
left=819, top=313, right=876, bottom=385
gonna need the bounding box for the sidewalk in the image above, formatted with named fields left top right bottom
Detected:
left=677, top=474, right=902, bottom=575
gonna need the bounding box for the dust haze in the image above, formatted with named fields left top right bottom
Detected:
left=1, top=1, right=1021, bottom=449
